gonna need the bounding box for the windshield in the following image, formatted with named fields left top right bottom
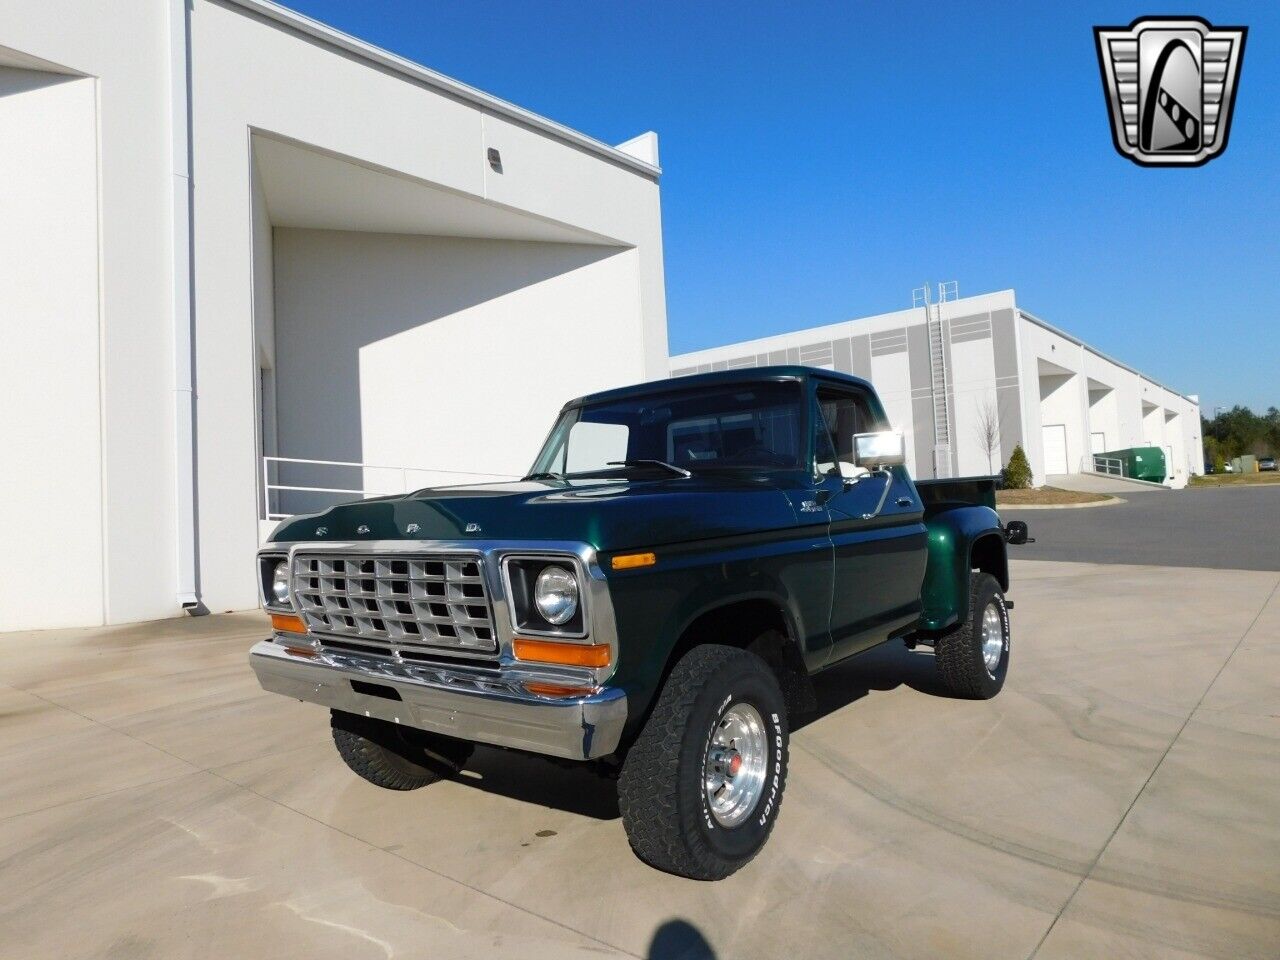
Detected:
left=529, top=381, right=805, bottom=478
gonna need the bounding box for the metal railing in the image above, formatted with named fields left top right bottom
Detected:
left=261, top=456, right=519, bottom=521
left=1091, top=455, right=1124, bottom=477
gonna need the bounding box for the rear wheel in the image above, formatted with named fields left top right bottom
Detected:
left=617, top=644, right=788, bottom=880
left=330, top=710, right=473, bottom=790
left=935, top=572, right=1009, bottom=699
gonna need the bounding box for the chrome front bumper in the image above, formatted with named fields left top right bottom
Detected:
left=250, top=640, right=627, bottom=761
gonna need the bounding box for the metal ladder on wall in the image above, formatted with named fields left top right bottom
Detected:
left=911, top=281, right=958, bottom=479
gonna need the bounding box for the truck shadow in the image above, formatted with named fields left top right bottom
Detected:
left=448, top=640, right=946, bottom=819
left=455, top=746, right=621, bottom=819
left=800, top=638, right=949, bottom=731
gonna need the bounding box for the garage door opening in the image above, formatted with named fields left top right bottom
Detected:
left=249, top=134, right=637, bottom=531
left=1087, top=378, right=1118, bottom=461
left=1038, top=357, right=1080, bottom=478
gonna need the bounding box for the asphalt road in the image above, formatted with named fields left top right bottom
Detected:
left=1001, top=485, right=1280, bottom=571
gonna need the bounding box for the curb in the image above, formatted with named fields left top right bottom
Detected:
left=1187, top=482, right=1280, bottom=491
left=997, top=496, right=1126, bottom=511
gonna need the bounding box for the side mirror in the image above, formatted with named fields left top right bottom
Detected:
left=853, top=431, right=906, bottom=469
left=1004, top=520, right=1031, bottom=545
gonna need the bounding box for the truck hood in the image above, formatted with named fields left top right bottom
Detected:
left=267, top=475, right=803, bottom=553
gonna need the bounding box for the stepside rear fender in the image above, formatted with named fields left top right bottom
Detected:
left=918, top=504, right=1008, bottom=632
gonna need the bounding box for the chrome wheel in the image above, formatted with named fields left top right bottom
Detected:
left=703, top=703, right=768, bottom=827
left=981, top=601, right=1005, bottom=674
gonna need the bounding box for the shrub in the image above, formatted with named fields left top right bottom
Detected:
left=1003, top=444, right=1032, bottom=489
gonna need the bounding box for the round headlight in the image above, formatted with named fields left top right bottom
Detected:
left=271, top=561, right=290, bottom=604
left=533, top=565, right=578, bottom=625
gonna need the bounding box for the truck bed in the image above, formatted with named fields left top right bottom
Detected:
left=914, top=475, right=998, bottom=513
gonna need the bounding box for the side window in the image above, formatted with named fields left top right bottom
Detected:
left=816, top=389, right=877, bottom=477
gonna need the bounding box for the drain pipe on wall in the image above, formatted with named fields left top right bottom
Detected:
left=169, top=0, right=202, bottom=613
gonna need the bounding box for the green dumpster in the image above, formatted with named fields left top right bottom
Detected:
left=1100, top=446, right=1166, bottom=484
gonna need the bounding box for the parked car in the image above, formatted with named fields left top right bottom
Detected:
left=250, top=367, right=1029, bottom=879
left=1259, top=457, right=1277, bottom=472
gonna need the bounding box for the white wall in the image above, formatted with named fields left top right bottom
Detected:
left=870, top=351, right=917, bottom=476
left=0, top=1, right=179, bottom=627
left=949, top=336, right=1001, bottom=476
left=1017, top=314, right=1202, bottom=487
left=187, top=1, right=666, bottom=613
left=0, top=0, right=667, bottom=627
left=270, top=229, right=644, bottom=514
left=1087, top=382, right=1120, bottom=453
left=0, top=69, right=104, bottom=630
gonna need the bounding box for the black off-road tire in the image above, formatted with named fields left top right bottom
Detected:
left=330, top=710, right=474, bottom=790
left=617, top=645, right=788, bottom=880
left=935, top=572, right=1010, bottom=699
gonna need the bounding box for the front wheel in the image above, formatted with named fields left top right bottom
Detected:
left=617, top=645, right=788, bottom=880
left=330, top=710, right=473, bottom=790
left=934, top=572, right=1010, bottom=699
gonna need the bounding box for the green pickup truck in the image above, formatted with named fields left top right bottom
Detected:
left=251, top=367, right=1028, bottom=879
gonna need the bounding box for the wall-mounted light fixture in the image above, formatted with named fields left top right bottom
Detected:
left=487, top=147, right=502, bottom=172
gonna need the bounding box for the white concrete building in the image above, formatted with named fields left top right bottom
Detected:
left=671, top=289, right=1202, bottom=490
left=1, top=0, right=667, bottom=631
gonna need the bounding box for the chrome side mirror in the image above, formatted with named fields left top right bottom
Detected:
left=853, top=431, right=906, bottom=469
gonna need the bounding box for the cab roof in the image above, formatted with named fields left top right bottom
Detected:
left=566, top=365, right=875, bottom=409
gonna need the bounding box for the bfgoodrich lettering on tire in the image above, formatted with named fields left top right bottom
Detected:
left=617, top=644, right=788, bottom=880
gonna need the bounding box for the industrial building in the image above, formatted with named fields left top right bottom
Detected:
left=1, top=0, right=667, bottom=631
left=671, top=288, right=1203, bottom=489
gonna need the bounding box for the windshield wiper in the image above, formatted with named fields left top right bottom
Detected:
left=522, top=471, right=565, bottom=481
left=607, top=459, right=692, bottom=478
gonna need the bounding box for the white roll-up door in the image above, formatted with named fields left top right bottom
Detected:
left=1042, top=424, right=1069, bottom=474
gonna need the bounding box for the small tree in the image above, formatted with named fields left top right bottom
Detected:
left=975, top=397, right=1001, bottom=475
left=1003, top=444, right=1032, bottom=489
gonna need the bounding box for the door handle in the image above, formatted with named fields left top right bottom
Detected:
left=895, top=497, right=914, bottom=507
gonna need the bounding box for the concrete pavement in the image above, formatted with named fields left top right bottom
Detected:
left=1, top=559, right=1277, bottom=959
left=1045, top=472, right=1168, bottom=495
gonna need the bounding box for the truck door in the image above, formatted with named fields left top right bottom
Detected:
left=813, top=387, right=928, bottom=665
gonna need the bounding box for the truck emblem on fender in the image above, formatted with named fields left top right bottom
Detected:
left=465, top=522, right=482, bottom=533
left=314, top=526, right=327, bottom=536
left=1094, top=16, right=1247, bottom=167
left=800, top=500, right=821, bottom=513
left=406, top=523, right=420, bottom=535
left=356, top=524, right=370, bottom=535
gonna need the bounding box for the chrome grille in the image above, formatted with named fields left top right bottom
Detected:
left=292, top=553, right=497, bottom=657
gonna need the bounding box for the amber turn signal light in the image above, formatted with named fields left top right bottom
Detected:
left=522, top=680, right=597, bottom=699
left=513, top=638, right=611, bottom=668
left=611, top=551, right=656, bottom=570
left=270, top=612, right=308, bottom=634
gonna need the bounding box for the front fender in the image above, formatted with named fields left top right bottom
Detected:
left=602, top=526, right=831, bottom=734
left=918, top=504, right=1006, bottom=632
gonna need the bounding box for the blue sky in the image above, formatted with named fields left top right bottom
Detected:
left=287, top=1, right=1277, bottom=415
